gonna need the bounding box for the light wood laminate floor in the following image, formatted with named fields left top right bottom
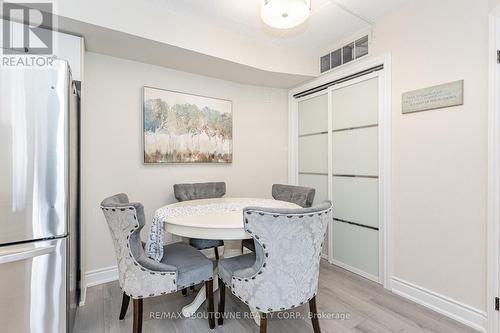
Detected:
left=74, top=260, right=479, bottom=333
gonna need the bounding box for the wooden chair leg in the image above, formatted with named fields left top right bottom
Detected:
left=206, top=280, right=215, bottom=329
left=119, top=292, right=130, bottom=320
left=214, top=247, right=220, bottom=260
left=309, top=296, right=321, bottom=333
left=133, top=298, right=143, bottom=333
left=217, top=278, right=225, bottom=325
left=259, top=313, right=267, bottom=333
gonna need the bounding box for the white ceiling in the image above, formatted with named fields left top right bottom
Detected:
left=52, top=0, right=410, bottom=87
left=159, top=0, right=408, bottom=52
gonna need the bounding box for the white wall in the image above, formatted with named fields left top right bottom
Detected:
left=81, top=52, right=288, bottom=274
left=368, top=0, right=488, bottom=313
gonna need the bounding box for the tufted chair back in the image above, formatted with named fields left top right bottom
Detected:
left=272, top=184, right=315, bottom=208
left=101, top=193, right=177, bottom=298
left=174, top=182, right=226, bottom=202
left=231, top=201, right=332, bottom=313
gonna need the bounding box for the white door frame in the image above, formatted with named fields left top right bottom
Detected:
left=288, top=54, right=392, bottom=289
left=488, top=4, right=500, bottom=333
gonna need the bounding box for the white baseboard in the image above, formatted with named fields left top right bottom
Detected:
left=80, top=266, right=119, bottom=306
left=391, top=277, right=486, bottom=332
left=330, top=259, right=380, bottom=283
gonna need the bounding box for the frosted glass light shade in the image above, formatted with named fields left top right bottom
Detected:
left=261, top=0, right=311, bottom=29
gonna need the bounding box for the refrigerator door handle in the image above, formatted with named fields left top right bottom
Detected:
left=0, top=245, right=56, bottom=264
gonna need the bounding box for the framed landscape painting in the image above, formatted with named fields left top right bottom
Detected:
left=143, top=87, right=233, bottom=163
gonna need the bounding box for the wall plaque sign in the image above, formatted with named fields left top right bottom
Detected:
left=402, top=80, right=463, bottom=114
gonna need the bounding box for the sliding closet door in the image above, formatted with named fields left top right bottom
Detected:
left=297, top=93, right=329, bottom=255
left=331, top=76, right=380, bottom=281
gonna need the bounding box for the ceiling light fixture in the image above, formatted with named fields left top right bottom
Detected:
left=261, top=0, right=311, bottom=29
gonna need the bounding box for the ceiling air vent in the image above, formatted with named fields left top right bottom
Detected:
left=320, top=35, right=369, bottom=74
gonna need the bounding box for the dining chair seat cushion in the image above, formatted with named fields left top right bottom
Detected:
left=189, top=238, right=224, bottom=251
left=158, top=242, right=214, bottom=290
left=218, top=253, right=256, bottom=286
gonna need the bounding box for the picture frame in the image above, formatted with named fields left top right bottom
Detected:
left=142, top=86, right=233, bottom=164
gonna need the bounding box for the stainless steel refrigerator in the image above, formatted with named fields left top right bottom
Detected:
left=0, top=59, right=80, bottom=332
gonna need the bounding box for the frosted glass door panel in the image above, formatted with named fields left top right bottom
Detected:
left=299, top=134, right=328, bottom=174
left=332, top=176, right=378, bottom=228
left=298, top=94, right=328, bottom=135
left=332, top=78, right=378, bottom=130
left=332, top=127, right=378, bottom=176
left=298, top=174, right=328, bottom=206
left=333, top=221, right=379, bottom=278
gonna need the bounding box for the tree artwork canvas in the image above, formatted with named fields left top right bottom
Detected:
left=143, top=87, right=233, bottom=163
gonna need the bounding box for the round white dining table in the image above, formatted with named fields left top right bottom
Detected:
left=156, top=197, right=300, bottom=323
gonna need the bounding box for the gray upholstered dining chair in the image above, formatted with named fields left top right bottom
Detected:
left=218, top=201, right=332, bottom=333
left=100, top=193, right=215, bottom=333
left=272, top=183, right=316, bottom=208
left=242, top=183, right=316, bottom=252
left=173, top=182, right=225, bottom=260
